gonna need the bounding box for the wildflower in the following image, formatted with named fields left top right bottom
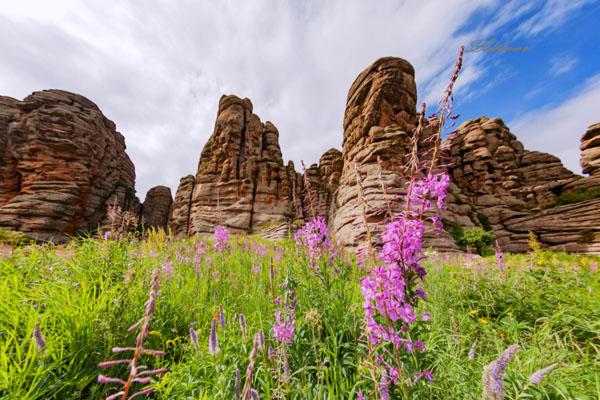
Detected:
left=482, top=344, right=520, bottom=400
left=161, top=262, right=174, bottom=277
left=189, top=327, right=198, bottom=349
left=32, top=322, right=47, bottom=355
left=590, top=261, right=597, bottom=272
left=468, top=339, right=478, bottom=360
left=529, top=363, right=558, bottom=385
left=239, top=313, right=247, bottom=337
left=250, top=389, right=260, bottom=400
left=495, top=241, right=506, bottom=270
left=234, top=368, right=241, bottom=400
left=214, top=225, right=229, bottom=252
left=219, top=304, right=226, bottom=328
left=357, top=389, right=365, bottom=400
left=241, top=333, right=262, bottom=399
left=252, top=264, right=261, bottom=274
left=273, top=310, right=295, bottom=344
left=294, top=216, right=334, bottom=271
left=378, top=370, right=390, bottom=400
left=478, top=318, right=489, bottom=325
left=208, top=318, right=219, bottom=355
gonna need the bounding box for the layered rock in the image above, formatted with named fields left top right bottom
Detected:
left=141, top=186, right=172, bottom=229
left=302, top=148, right=342, bottom=221
left=581, top=122, right=600, bottom=176
left=168, top=175, right=195, bottom=237
left=0, top=90, right=137, bottom=241
left=187, top=95, right=302, bottom=238
left=446, top=116, right=599, bottom=253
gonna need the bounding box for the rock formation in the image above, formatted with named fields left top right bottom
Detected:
left=0, top=90, right=137, bottom=242
left=581, top=122, right=600, bottom=176
left=330, top=57, right=459, bottom=252
left=445, top=117, right=599, bottom=253
left=302, top=148, right=342, bottom=221
left=186, top=95, right=303, bottom=238
left=168, top=175, right=195, bottom=237
left=141, top=186, right=172, bottom=229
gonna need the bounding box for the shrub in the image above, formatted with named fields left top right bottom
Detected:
left=459, top=227, right=495, bottom=255
left=542, top=186, right=600, bottom=209
left=476, top=212, right=492, bottom=231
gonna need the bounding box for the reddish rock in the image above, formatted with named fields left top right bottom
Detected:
left=0, top=90, right=137, bottom=242
left=142, top=186, right=172, bottom=229
left=581, top=122, right=600, bottom=176
left=302, top=148, right=343, bottom=222
left=168, top=175, right=195, bottom=237
left=187, top=95, right=302, bottom=238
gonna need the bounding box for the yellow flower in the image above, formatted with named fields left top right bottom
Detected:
left=478, top=318, right=489, bottom=325
left=470, top=309, right=478, bottom=315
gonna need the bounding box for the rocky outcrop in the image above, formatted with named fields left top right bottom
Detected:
left=141, top=186, right=172, bottom=229
left=302, top=148, right=342, bottom=221
left=330, top=57, right=459, bottom=252
left=581, top=122, right=600, bottom=176
left=445, top=116, right=599, bottom=253
left=168, top=175, right=195, bottom=236
left=0, top=90, right=137, bottom=242
left=187, top=95, right=302, bottom=238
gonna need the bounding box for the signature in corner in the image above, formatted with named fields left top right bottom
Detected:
left=465, top=39, right=529, bottom=53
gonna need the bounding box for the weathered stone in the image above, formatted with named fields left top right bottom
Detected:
left=168, top=175, right=195, bottom=237
left=187, top=95, right=302, bottom=238
left=142, top=186, right=172, bottom=229
left=0, top=90, right=137, bottom=242
left=581, top=122, right=600, bottom=175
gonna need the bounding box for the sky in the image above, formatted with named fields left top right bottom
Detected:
left=1, top=0, right=599, bottom=200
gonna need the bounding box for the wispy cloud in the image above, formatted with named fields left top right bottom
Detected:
left=549, top=55, right=579, bottom=76
left=510, top=73, right=600, bottom=174
left=516, top=0, right=593, bottom=37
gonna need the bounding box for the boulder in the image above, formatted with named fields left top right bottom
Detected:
left=142, top=186, right=172, bottom=229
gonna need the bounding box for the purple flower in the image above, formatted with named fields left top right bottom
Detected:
left=214, top=226, right=229, bottom=252
left=162, top=262, right=174, bottom=277
left=208, top=318, right=219, bottom=355
left=239, top=313, right=247, bottom=337
left=495, top=241, right=506, bottom=270
left=219, top=304, right=226, bottom=328
left=189, top=327, right=198, bottom=349
left=294, top=216, right=333, bottom=271
left=357, top=389, right=365, bottom=400
left=468, top=339, right=478, bottom=360
left=590, top=261, right=597, bottom=272
left=32, top=322, right=47, bottom=354
left=529, top=363, right=558, bottom=385
left=482, top=344, right=520, bottom=400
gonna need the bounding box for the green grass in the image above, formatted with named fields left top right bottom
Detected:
left=0, top=235, right=598, bottom=399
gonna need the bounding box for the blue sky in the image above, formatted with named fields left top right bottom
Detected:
left=1, top=1, right=599, bottom=198
left=454, top=1, right=600, bottom=123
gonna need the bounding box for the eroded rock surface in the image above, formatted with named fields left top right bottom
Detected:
left=581, top=122, right=600, bottom=176
left=142, top=186, right=172, bottom=229
left=186, top=95, right=303, bottom=238
left=0, top=90, right=137, bottom=241
left=168, top=175, right=195, bottom=237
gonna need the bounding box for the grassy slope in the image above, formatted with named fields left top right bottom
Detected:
left=0, top=234, right=598, bottom=399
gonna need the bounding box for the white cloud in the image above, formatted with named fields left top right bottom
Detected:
left=509, top=73, right=600, bottom=174
left=516, top=0, right=593, bottom=37
left=0, top=0, right=592, bottom=199
left=548, top=55, right=579, bottom=76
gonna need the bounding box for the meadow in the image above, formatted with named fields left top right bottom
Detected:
left=1, top=230, right=598, bottom=400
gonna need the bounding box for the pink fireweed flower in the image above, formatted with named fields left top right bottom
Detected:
left=214, top=225, right=229, bottom=252
left=294, top=216, right=333, bottom=271
left=590, top=261, right=598, bottom=272
left=273, top=309, right=295, bottom=344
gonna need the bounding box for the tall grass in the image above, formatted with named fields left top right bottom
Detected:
left=0, top=235, right=598, bottom=399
